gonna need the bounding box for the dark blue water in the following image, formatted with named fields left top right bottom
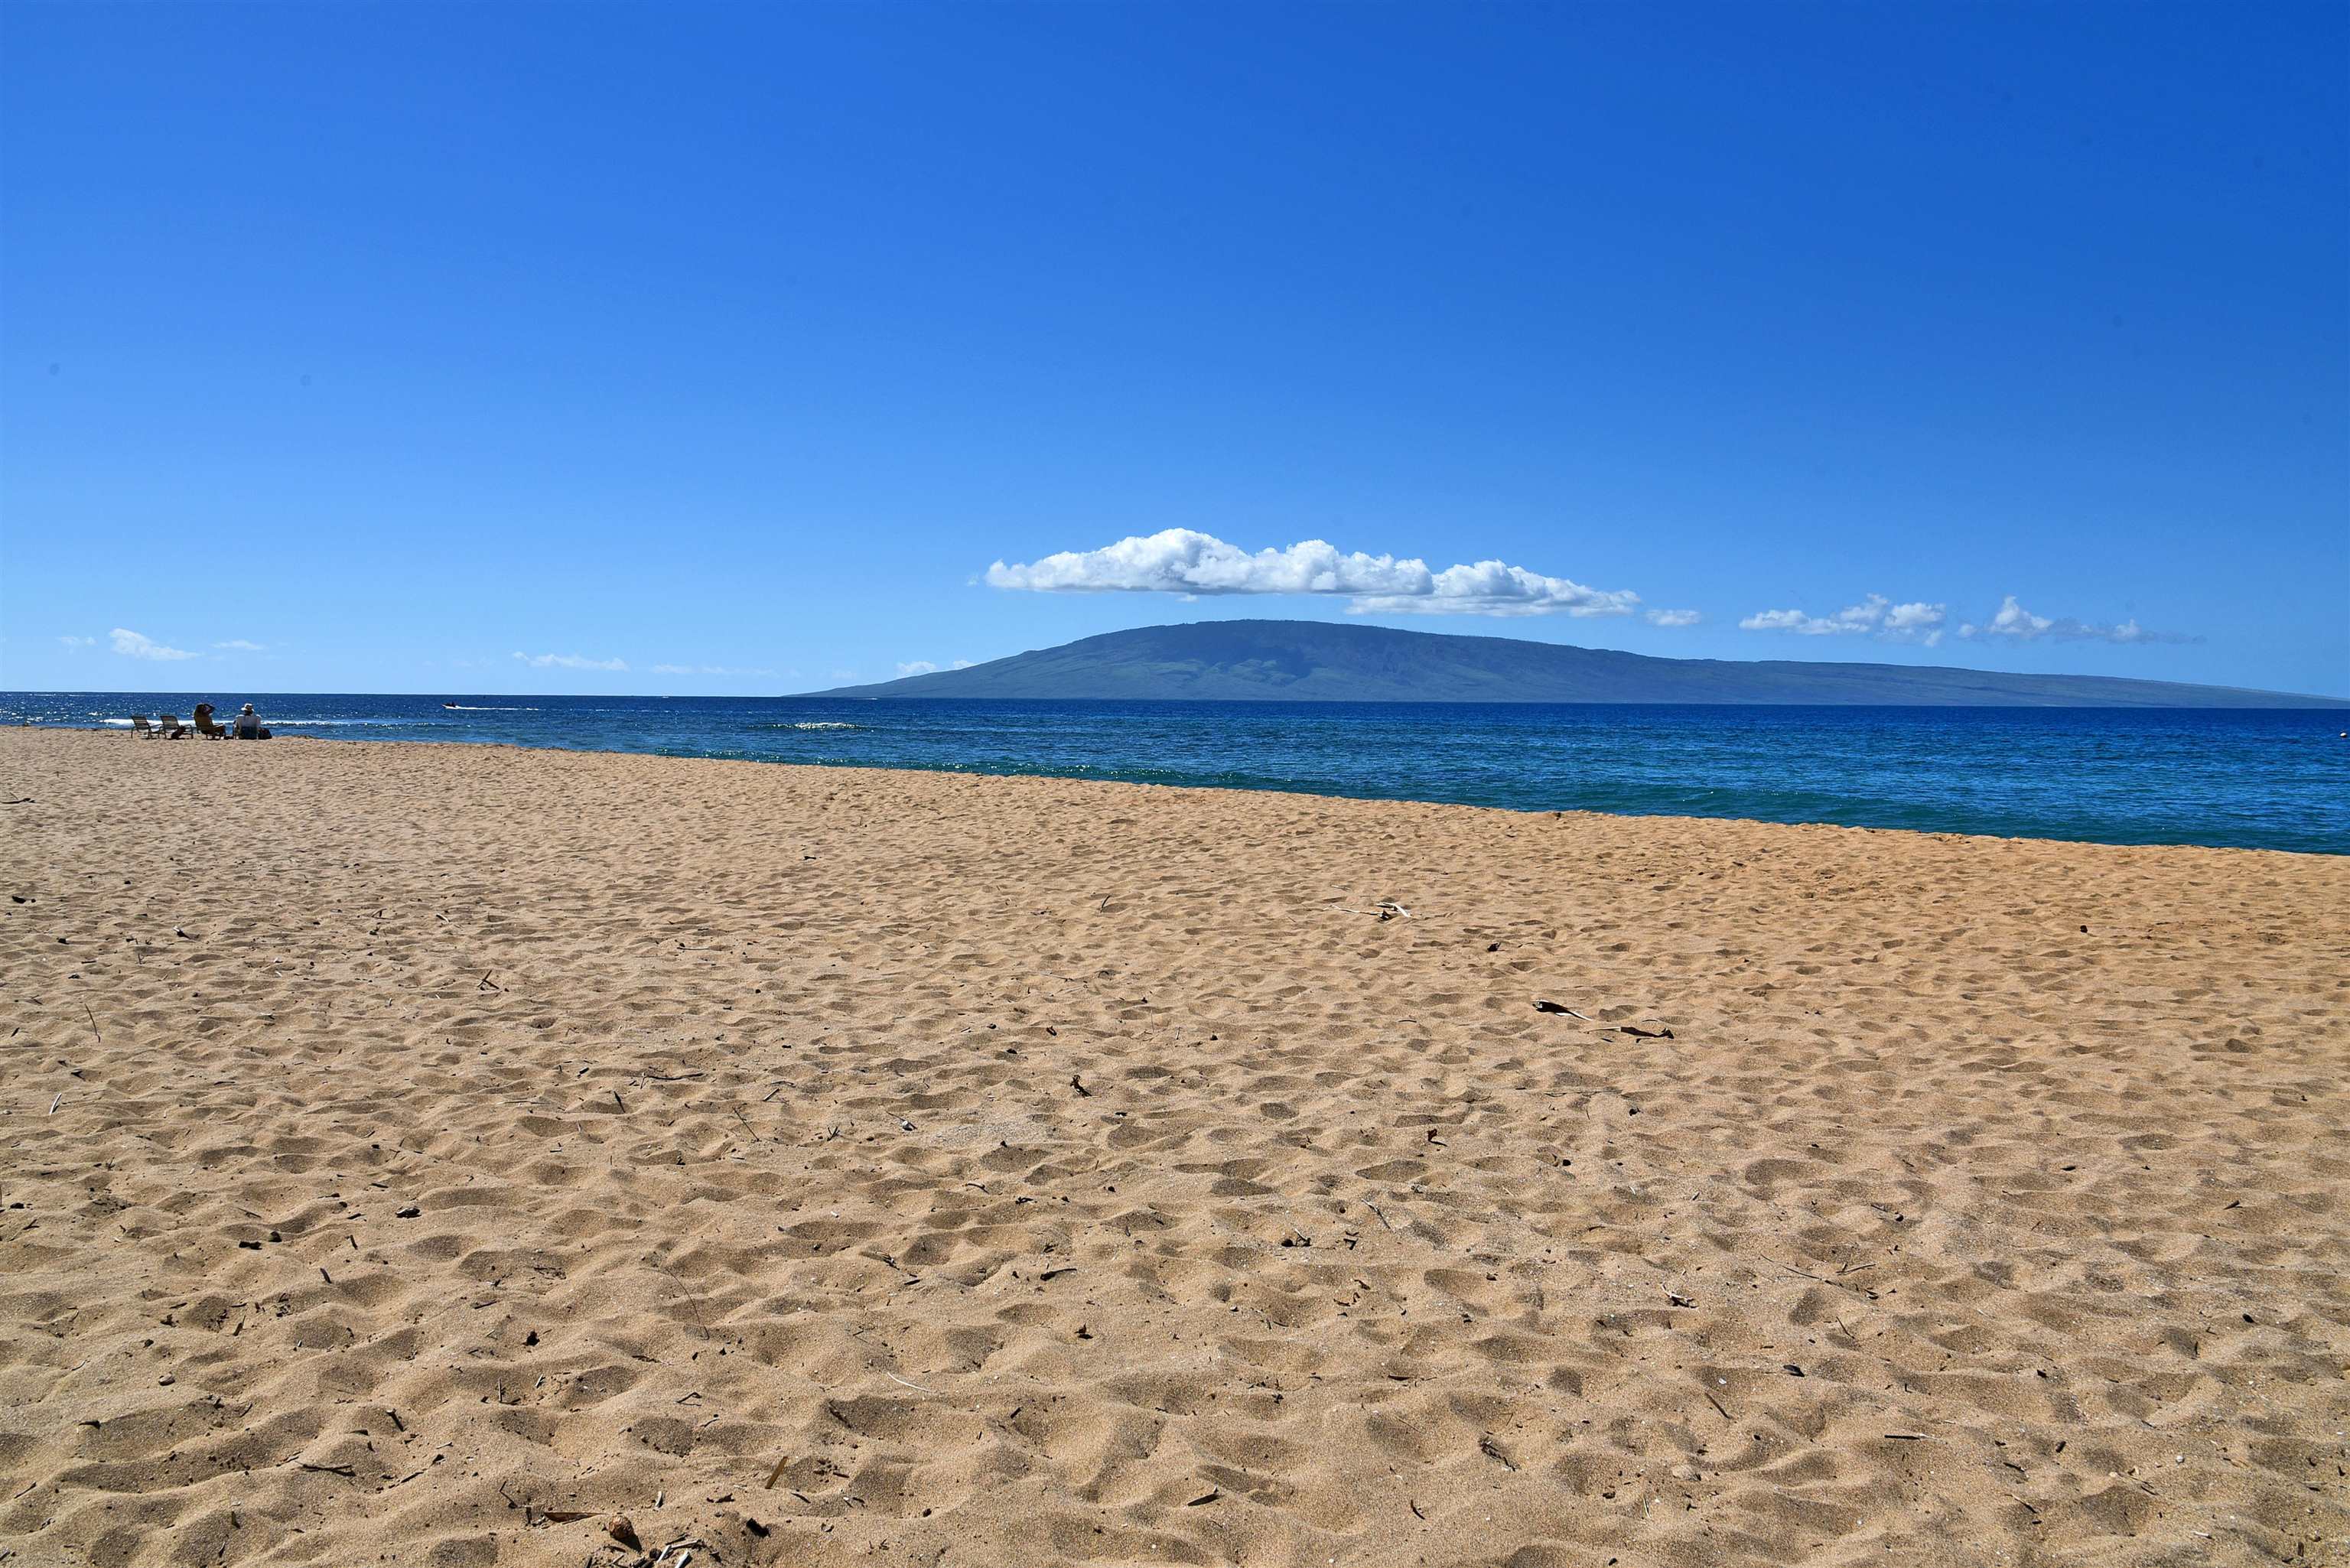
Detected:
left=5, top=691, right=2344, bottom=854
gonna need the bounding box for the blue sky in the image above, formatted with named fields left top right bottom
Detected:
left=4, top=2, right=2344, bottom=697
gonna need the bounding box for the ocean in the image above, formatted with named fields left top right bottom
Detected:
left=5, top=691, right=2344, bottom=855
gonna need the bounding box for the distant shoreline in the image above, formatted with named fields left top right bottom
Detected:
left=818, top=620, right=2350, bottom=708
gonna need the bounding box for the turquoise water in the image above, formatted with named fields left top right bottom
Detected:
left=6, top=691, right=2345, bottom=854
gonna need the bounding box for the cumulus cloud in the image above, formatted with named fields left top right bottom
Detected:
left=1739, top=594, right=1947, bottom=646
left=110, top=628, right=198, bottom=661
left=895, top=659, right=976, bottom=678
left=985, top=529, right=1639, bottom=618
left=650, top=662, right=776, bottom=677
left=213, top=639, right=265, bottom=652
left=1645, top=608, right=1701, bottom=628
left=1956, top=595, right=2195, bottom=645
left=512, top=650, right=629, bottom=671
left=58, top=634, right=96, bottom=648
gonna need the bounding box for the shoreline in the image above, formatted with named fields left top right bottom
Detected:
left=21, top=724, right=2348, bottom=860
left=3, top=727, right=2345, bottom=1566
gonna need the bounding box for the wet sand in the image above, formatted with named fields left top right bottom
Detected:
left=2, top=728, right=2344, bottom=1567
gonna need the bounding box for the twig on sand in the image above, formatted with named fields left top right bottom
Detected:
left=82, top=1002, right=101, bottom=1048
left=884, top=1371, right=935, bottom=1394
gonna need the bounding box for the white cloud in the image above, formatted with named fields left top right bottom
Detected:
left=58, top=634, right=96, bottom=648
left=110, top=628, right=198, bottom=661
left=650, top=662, right=776, bottom=677
left=1739, top=594, right=1946, bottom=646
left=895, top=659, right=976, bottom=678
left=1956, top=595, right=2195, bottom=645
left=1645, top=608, right=1701, bottom=627
left=511, top=650, right=629, bottom=672
left=212, top=639, right=265, bottom=652
left=986, top=529, right=1639, bottom=618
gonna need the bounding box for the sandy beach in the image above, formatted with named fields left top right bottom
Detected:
left=1, top=727, right=2343, bottom=1568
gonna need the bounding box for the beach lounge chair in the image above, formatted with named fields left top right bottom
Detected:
left=193, top=706, right=227, bottom=739
left=157, top=714, right=190, bottom=740
left=129, top=715, right=156, bottom=738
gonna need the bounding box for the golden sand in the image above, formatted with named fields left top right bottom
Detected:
left=1, top=729, right=2344, bottom=1567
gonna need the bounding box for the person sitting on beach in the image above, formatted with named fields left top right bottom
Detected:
left=192, top=703, right=226, bottom=738
left=230, top=703, right=269, bottom=740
